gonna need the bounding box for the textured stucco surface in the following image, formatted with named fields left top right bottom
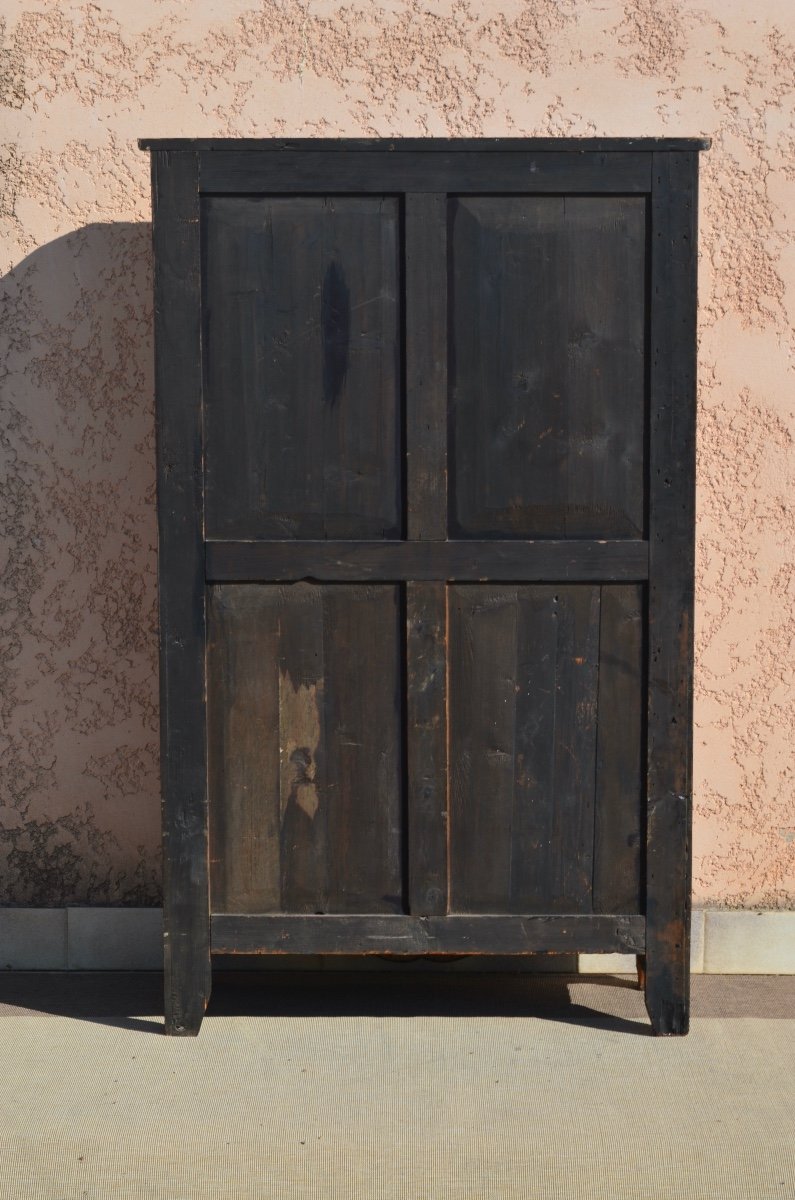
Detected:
left=1, top=0, right=793, bottom=907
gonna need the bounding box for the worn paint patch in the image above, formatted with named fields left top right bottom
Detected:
left=279, top=672, right=323, bottom=823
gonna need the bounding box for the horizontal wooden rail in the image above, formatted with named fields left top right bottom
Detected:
left=199, top=151, right=652, bottom=194
left=205, top=539, right=649, bottom=583
left=211, top=914, right=646, bottom=955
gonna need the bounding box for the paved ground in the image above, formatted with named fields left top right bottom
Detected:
left=1, top=971, right=793, bottom=1199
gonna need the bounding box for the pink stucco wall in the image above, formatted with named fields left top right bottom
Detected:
left=1, top=0, right=793, bottom=907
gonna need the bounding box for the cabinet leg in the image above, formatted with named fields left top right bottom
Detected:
left=636, top=954, right=646, bottom=992
left=643, top=922, right=689, bottom=1036
left=164, top=933, right=211, bottom=1036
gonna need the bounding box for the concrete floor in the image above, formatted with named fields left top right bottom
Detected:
left=1, top=971, right=793, bottom=1200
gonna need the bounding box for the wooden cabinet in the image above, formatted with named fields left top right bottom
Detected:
left=140, top=138, right=707, bottom=1036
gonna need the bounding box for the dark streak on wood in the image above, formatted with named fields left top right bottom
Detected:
left=152, top=150, right=211, bottom=1036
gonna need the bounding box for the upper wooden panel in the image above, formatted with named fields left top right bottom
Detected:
left=449, top=195, right=647, bottom=539
left=202, top=195, right=402, bottom=539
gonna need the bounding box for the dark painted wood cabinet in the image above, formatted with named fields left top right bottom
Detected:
left=141, top=137, right=707, bottom=1036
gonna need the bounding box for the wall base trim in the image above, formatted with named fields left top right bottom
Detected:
left=1, top=908, right=793, bottom=973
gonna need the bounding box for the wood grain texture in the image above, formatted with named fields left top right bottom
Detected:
left=207, top=584, right=404, bottom=916
left=448, top=585, right=604, bottom=914
left=644, top=152, right=698, bottom=1036
left=198, top=151, right=652, bottom=194
left=405, top=194, right=447, bottom=541
left=406, top=582, right=448, bottom=915
left=593, top=585, right=645, bottom=914
left=449, top=196, right=646, bottom=539
left=152, top=150, right=211, bottom=1036
left=212, top=913, right=646, bottom=955
left=202, top=195, right=402, bottom=539
left=205, top=539, right=649, bottom=582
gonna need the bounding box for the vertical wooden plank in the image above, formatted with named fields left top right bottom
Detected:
left=511, top=588, right=558, bottom=911
left=406, top=582, right=448, bottom=915
left=550, top=587, right=600, bottom=912
left=152, top=150, right=210, bottom=1035
left=563, top=197, right=646, bottom=537
left=645, top=151, right=698, bottom=1035
left=448, top=587, right=518, bottom=912
left=405, top=193, right=447, bottom=541
left=207, top=587, right=281, bottom=914
left=405, top=194, right=449, bottom=915
left=512, top=587, right=600, bottom=912
left=592, top=584, right=644, bottom=914
left=449, top=197, right=564, bottom=538
left=277, top=584, right=329, bottom=913
left=323, top=586, right=404, bottom=913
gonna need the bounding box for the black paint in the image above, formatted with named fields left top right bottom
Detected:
left=146, top=139, right=704, bottom=1036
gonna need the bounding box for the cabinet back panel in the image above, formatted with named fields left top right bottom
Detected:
left=447, top=582, right=644, bottom=914
left=449, top=196, right=647, bottom=538
left=207, top=583, right=404, bottom=914
left=202, top=196, right=403, bottom=539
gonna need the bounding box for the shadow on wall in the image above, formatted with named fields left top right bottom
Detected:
left=0, top=222, right=162, bottom=906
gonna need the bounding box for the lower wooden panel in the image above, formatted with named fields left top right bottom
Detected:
left=448, top=584, right=644, bottom=915
left=207, top=583, right=404, bottom=915
left=211, top=913, right=646, bottom=955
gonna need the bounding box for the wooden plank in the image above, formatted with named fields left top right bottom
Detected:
left=322, top=586, right=404, bottom=913
left=142, top=137, right=709, bottom=152
left=406, top=583, right=448, bottom=915
left=207, top=587, right=281, bottom=914
left=449, top=195, right=646, bottom=538
left=510, top=588, right=559, bottom=912
left=205, top=539, right=650, bottom=582
left=448, top=585, right=601, bottom=914
left=277, top=584, right=329, bottom=913
left=208, top=584, right=404, bottom=916
left=593, top=585, right=644, bottom=914
left=199, top=151, right=652, bottom=194
left=211, top=913, right=646, bottom=955
left=644, top=151, right=699, bottom=1036
left=553, top=586, right=601, bottom=909
left=405, top=194, right=447, bottom=541
left=151, top=149, right=211, bottom=1035
left=562, top=197, right=646, bottom=537
left=510, top=587, right=601, bottom=913
left=202, top=195, right=401, bottom=540
left=448, top=587, right=518, bottom=912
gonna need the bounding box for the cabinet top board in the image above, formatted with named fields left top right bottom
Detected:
left=139, top=136, right=710, bottom=153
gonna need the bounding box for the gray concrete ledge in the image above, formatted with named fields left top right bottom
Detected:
left=1, top=907, right=793, bottom=972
